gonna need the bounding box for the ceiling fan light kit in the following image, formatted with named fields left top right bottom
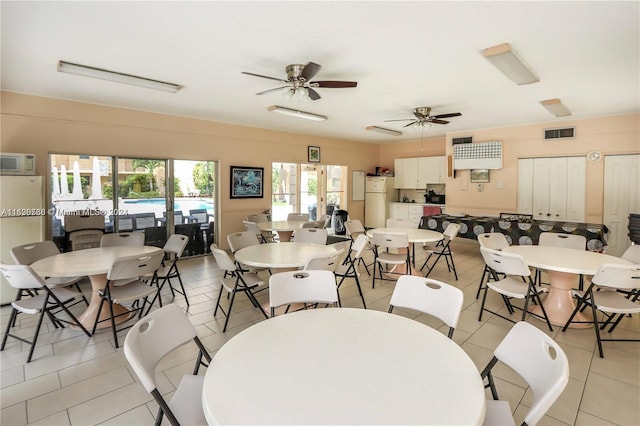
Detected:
left=482, top=43, right=539, bottom=85
left=384, top=106, right=462, bottom=128
left=267, top=105, right=327, bottom=122
left=365, top=126, right=403, bottom=136
left=539, top=98, right=571, bottom=117
left=57, top=61, right=182, bottom=93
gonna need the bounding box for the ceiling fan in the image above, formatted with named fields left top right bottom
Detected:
left=241, top=62, right=357, bottom=100
left=385, top=107, right=462, bottom=127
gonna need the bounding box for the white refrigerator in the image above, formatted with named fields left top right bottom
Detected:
left=0, top=176, right=45, bottom=304
left=364, top=176, right=397, bottom=228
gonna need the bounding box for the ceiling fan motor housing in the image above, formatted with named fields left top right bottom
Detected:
left=414, top=107, right=432, bottom=118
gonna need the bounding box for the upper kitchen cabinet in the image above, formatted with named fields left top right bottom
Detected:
left=394, top=156, right=445, bottom=188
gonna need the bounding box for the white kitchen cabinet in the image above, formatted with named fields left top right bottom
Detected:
left=394, top=156, right=445, bottom=188
left=518, top=157, right=585, bottom=222
left=408, top=204, right=425, bottom=226
left=389, top=202, right=409, bottom=220
left=389, top=202, right=439, bottom=227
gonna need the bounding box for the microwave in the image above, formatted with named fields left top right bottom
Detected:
left=0, top=153, right=36, bottom=175
left=425, top=192, right=446, bottom=204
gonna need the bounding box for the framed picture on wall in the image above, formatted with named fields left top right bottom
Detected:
left=230, top=166, right=264, bottom=199
left=308, top=146, right=320, bottom=163
left=470, top=169, right=490, bottom=183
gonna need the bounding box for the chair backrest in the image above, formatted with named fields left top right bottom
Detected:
left=133, top=213, right=156, bottom=230
left=107, top=251, right=164, bottom=281
left=124, top=303, right=197, bottom=393
left=493, top=321, right=569, bottom=425
left=477, top=232, right=509, bottom=251
left=479, top=246, right=531, bottom=277
left=539, top=232, right=586, bottom=250
left=247, top=213, right=269, bottom=223
left=164, top=210, right=184, bottom=225
left=386, top=218, right=413, bottom=228
left=11, top=241, right=60, bottom=265
left=443, top=222, right=461, bottom=241
left=227, top=231, right=260, bottom=253
left=390, top=275, right=464, bottom=334
left=242, top=220, right=262, bottom=235
left=372, top=232, right=409, bottom=250
left=304, top=248, right=345, bottom=271
left=101, top=232, right=145, bottom=247
left=211, top=246, right=238, bottom=272
left=189, top=209, right=210, bottom=224
left=110, top=214, right=134, bottom=231
left=591, top=263, right=640, bottom=291
left=68, top=229, right=104, bottom=251
left=0, top=263, right=46, bottom=290
left=350, top=234, right=370, bottom=259
left=293, top=228, right=328, bottom=244
left=269, top=270, right=339, bottom=312
left=64, top=211, right=105, bottom=232
left=318, top=215, right=331, bottom=229
left=621, top=244, right=640, bottom=263
left=287, top=213, right=309, bottom=221
left=163, top=234, right=189, bottom=257
left=344, top=219, right=366, bottom=237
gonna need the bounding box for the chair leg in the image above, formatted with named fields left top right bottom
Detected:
left=222, top=289, right=238, bottom=332
left=26, top=309, right=47, bottom=363
left=213, top=286, right=225, bottom=317
left=1, top=308, right=19, bottom=351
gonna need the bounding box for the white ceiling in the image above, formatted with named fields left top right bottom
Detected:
left=2, top=1, right=638, bottom=143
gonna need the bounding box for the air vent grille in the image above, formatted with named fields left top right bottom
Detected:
left=452, top=136, right=473, bottom=145
left=544, top=127, right=575, bottom=140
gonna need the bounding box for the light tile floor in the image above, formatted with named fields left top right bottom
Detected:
left=1, top=239, right=638, bottom=425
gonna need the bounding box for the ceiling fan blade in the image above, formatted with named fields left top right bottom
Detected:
left=256, top=86, right=289, bottom=96
left=429, top=119, right=450, bottom=125
left=307, top=88, right=321, bottom=100
left=311, top=80, right=358, bottom=88
left=384, top=118, right=414, bottom=122
left=301, top=62, right=321, bottom=81
left=432, top=112, right=462, bottom=119
left=241, top=71, right=288, bottom=83
left=403, top=121, right=418, bottom=128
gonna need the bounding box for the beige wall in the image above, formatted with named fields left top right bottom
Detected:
left=378, top=115, right=639, bottom=223
left=2, top=91, right=638, bottom=247
left=0, top=92, right=378, bottom=248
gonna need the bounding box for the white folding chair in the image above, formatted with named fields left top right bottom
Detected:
left=100, top=232, right=145, bottom=247
left=268, top=270, right=339, bottom=317
left=475, top=232, right=510, bottom=299
left=124, top=303, right=211, bottom=426
left=11, top=240, right=88, bottom=305
left=145, top=234, right=191, bottom=308
left=562, top=263, right=640, bottom=357
left=0, top=264, right=91, bottom=363
left=421, top=222, right=460, bottom=280
left=227, top=231, right=270, bottom=274
left=345, top=219, right=374, bottom=275
left=371, top=231, right=410, bottom=288
left=247, top=214, right=277, bottom=242
left=92, top=251, right=164, bottom=348
left=481, top=322, right=569, bottom=426
left=302, top=220, right=325, bottom=229
left=537, top=232, right=586, bottom=288
left=243, top=220, right=271, bottom=243
left=287, top=213, right=309, bottom=221
left=621, top=243, right=640, bottom=263
left=388, top=275, right=464, bottom=338
left=478, top=247, right=553, bottom=331
left=293, top=228, right=328, bottom=244
left=211, top=246, right=268, bottom=332
left=335, top=234, right=369, bottom=308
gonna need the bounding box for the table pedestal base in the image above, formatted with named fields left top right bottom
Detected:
left=277, top=231, right=294, bottom=242
left=534, top=270, right=592, bottom=329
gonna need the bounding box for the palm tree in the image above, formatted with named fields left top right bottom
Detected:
left=132, top=159, right=163, bottom=191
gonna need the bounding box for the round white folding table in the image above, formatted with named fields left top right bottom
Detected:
left=202, top=308, right=485, bottom=425
left=502, top=245, right=633, bottom=327
left=31, top=245, right=163, bottom=329
left=256, top=220, right=308, bottom=242
left=233, top=241, right=337, bottom=269
left=366, top=227, right=443, bottom=275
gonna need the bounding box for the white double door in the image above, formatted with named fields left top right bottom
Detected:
left=603, top=154, right=640, bottom=256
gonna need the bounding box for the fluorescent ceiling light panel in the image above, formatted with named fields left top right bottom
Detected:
left=482, top=43, right=539, bottom=85
left=365, top=126, right=403, bottom=136
left=57, top=61, right=182, bottom=93
left=539, top=98, right=571, bottom=117
left=267, top=105, right=327, bottom=121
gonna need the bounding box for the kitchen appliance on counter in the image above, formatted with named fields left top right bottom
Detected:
left=365, top=176, right=397, bottom=228
left=425, top=190, right=445, bottom=204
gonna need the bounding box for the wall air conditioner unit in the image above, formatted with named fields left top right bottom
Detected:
left=544, top=127, right=575, bottom=140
